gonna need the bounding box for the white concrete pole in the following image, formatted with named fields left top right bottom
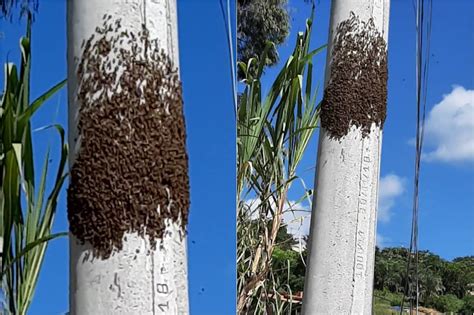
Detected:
left=67, top=1, right=189, bottom=314
left=302, top=1, right=390, bottom=314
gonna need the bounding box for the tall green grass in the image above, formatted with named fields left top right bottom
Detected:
left=0, top=15, right=67, bottom=315
left=237, top=10, right=325, bottom=313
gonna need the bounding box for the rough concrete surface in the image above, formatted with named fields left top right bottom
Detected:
left=302, top=0, right=390, bottom=314
left=67, top=1, right=188, bottom=314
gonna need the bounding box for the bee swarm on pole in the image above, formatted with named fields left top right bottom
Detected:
left=68, top=16, right=190, bottom=259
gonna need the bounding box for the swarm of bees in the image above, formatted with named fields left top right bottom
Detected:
left=321, top=12, right=388, bottom=140
left=68, top=15, right=190, bottom=259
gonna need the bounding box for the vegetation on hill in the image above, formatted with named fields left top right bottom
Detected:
left=269, top=232, right=474, bottom=314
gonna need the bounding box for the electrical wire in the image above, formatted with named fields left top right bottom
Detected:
left=400, top=0, right=432, bottom=314
left=219, top=0, right=237, bottom=116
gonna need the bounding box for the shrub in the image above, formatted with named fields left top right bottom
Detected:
left=431, top=294, right=465, bottom=313
left=460, top=295, right=474, bottom=314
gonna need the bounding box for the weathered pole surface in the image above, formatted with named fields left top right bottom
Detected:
left=302, top=0, right=390, bottom=314
left=67, top=1, right=189, bottom=314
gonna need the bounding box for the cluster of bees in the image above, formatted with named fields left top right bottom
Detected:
left=321, top=12, right=388, bottom=140
left=68, top=16, right=190, bottom=259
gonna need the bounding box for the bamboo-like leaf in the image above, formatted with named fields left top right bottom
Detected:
left=18, top=79, right=66, bottom=131
left=0, top=15, right=68, bottom=314
left=1, top=150, right=20, bottom=273
left=5, top=64, right=19, bottom=102
left=301, top=44, right=327, bottom=64
left=19, top=36, right=31, bottom=114
left=237, top=8, right=325, bottom=313
left=26, top=150, right=48, bottom=247
left=3, top=233, right=68, bottom=272
left=23, top=124, right=35, bottom=195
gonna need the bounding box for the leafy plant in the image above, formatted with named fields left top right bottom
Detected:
left=460, top=295, right=474, bottom=314
left=443, top=256, right=474, bottom=299
left=430, top=294, right=464, bottom=313
left=237, top=9, right=325, bottom=313
left=237, top=0, right=290, bottom=77
left=374, top=248, right=474, bottom=312
left=0, top=15, right=67, bottom=315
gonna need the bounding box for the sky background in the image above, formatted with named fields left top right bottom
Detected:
left=0, top=1, right=236, bottom=314
left=265, top=0, right=473, bottom=261
left=0, top=0, right=473, bottom=314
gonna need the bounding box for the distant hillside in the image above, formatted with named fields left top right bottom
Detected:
left=271, top=227, right=474, bottom=314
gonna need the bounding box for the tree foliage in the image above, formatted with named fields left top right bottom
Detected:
left=272, top=226, right=306, bottom=292
left=372, top=248, right=474, bottom=312
left=430, top=294, right=465, bottom=313
left=374, top=247, right=474, bottom=307
left=237, top=0, right=290, bottom=77
left=443, top=256, right=474, bottom=298
left=269, top=244, right=474, bottom=312
left=461, top=295, right=474, bottom=314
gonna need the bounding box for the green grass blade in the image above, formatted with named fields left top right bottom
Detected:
left=26, top=150, right=49, bottom=246
left=3, top=232, right=68, bottom=274
left=18, top=79, right=66, bottom=130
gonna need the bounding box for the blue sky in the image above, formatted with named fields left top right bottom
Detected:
left=1, top=1, right=236, bottom=314
left=1, top=0, right=473, bottom=314
left=265, top=0, right=473, bottom=261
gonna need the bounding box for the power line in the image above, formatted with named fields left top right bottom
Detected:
left=219, top=0, right=237, bottom=116
left=400, top=0, right=433, bottom=314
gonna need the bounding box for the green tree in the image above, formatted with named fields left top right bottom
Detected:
left=443, top=256, right=474, bottom=298
left=374, top=247, right=408, bottom=293
left=460, top=295, right=474, bottom=314
left=237, top=0, right=290, bottom=77
left=418, top=267, right=444, bottom=303
left=372, top=248, right=474, bottom=311
left=431, top=294, right=465, bottom=313
left=417, top=251, right=446, bottom=303
left=274, top=222, right=298, bottom=251
left=272, top=225, right=306, bottom=292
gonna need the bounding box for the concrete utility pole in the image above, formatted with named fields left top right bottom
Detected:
left=67, top=1, right=189, bottom=314
left=302, top=0, right=390, bottom=314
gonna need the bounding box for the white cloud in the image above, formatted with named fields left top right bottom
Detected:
left=281, top=201, right=311, bottom=242
left=243, top=198, right=263, bottom=219
left=423, top=86, right=474, bottom=163
left=378, top=174, right=405, bottom=223
left=244, top=198, right=311, bottom=242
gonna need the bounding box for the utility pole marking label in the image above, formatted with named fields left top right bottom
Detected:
left=354, top=144, right=372, bottom=283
